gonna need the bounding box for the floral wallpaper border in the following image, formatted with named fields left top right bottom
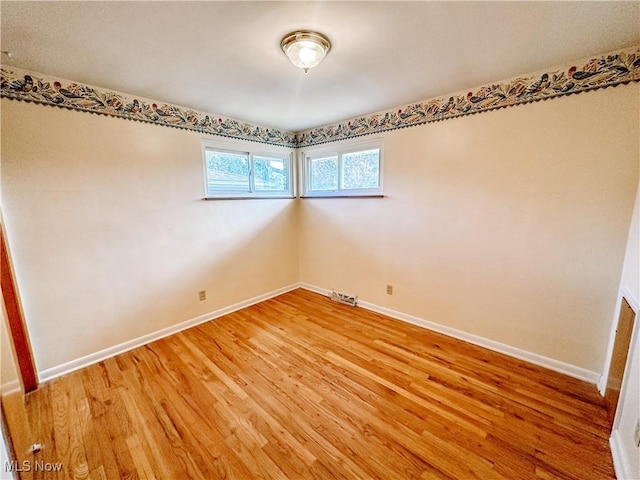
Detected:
left=295, top=46, right=640, bottom=147
left=0, top=67, right=297, bottom=147
left=1, top=46, right=639, bottom=148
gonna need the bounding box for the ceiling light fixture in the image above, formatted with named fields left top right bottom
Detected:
left=281, top=30, right=331, bottom=74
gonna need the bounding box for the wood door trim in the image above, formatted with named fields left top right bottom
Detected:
left=604, top=296, right=635, bottom=429
left=1, top=226, right=38, bottom=392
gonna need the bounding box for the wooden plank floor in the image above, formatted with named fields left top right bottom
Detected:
left=14, top=288, right=614, bottom=479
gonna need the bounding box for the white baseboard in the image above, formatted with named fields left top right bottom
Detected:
left=299, top=282, right=600, bottom=384
left=610, top=428, right=634, bottom=480
left=37, top=281, right=601, bottom=386
left=38, top=283, right=299, bottom=383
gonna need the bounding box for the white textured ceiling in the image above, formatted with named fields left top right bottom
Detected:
left=1, top=1, right=639, bottom=132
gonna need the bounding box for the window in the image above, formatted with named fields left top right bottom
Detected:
left=203, top=139, right=294, bottom=198
left=301, top=138, right=383, bottom=197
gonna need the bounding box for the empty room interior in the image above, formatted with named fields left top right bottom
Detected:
left=1, top=1, right=639, bottom=479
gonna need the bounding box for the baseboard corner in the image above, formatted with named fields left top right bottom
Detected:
left=299, top=282, right=600, bottom=385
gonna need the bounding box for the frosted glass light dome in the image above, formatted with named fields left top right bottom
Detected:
left=281, top=31, right=331, bottom=74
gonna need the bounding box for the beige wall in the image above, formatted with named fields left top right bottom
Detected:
left=1, top=84, right=638, bottom=379
left=1, top=100, right=299, bottom=373
left=299, top=84, right=639, bottom=373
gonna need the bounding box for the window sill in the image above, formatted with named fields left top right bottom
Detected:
left=202, top=195, right=384, bottom=200
left=300, top=195, right=385, bottom=199
left=203, top=196, right=295, bottom=201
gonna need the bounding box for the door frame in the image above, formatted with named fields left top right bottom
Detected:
left=600, top=287, right=638, bottom=431
left=1, top=221, right=38, bottom=393
left=604, top=294, right=637, bottom=426
left=605, top=287, right=639, bottom=480
left=599, top=285, right=639, bottom=397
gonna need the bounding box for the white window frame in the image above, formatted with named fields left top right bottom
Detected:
left=202, top=138, right=295, bottom=199
left=300, top=137, right=384, bottom=198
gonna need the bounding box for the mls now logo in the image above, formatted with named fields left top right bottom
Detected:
left=4, top=460, right=63, bottom=473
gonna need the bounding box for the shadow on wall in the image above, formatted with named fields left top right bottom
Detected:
left=9, top=193, right=297, bottom=375
left=297, top=94, right=639, bottom=374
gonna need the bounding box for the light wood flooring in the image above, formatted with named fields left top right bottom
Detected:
left=10, top=288, right=614, bottom=479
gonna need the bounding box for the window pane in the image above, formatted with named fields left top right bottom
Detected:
left=309, top=156, right=339, bottom=191
left=254, top=156, right=289, bottom=192
left=341, top=149, right=380, bottom=189
left=205, top=150, right=249, bottom=193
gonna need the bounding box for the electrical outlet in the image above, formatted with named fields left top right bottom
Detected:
left=198, top=290, right=206, bottom=301
left=386, top=285, right=393, bottom=295
left=634, top=419, right=640, bottom=448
